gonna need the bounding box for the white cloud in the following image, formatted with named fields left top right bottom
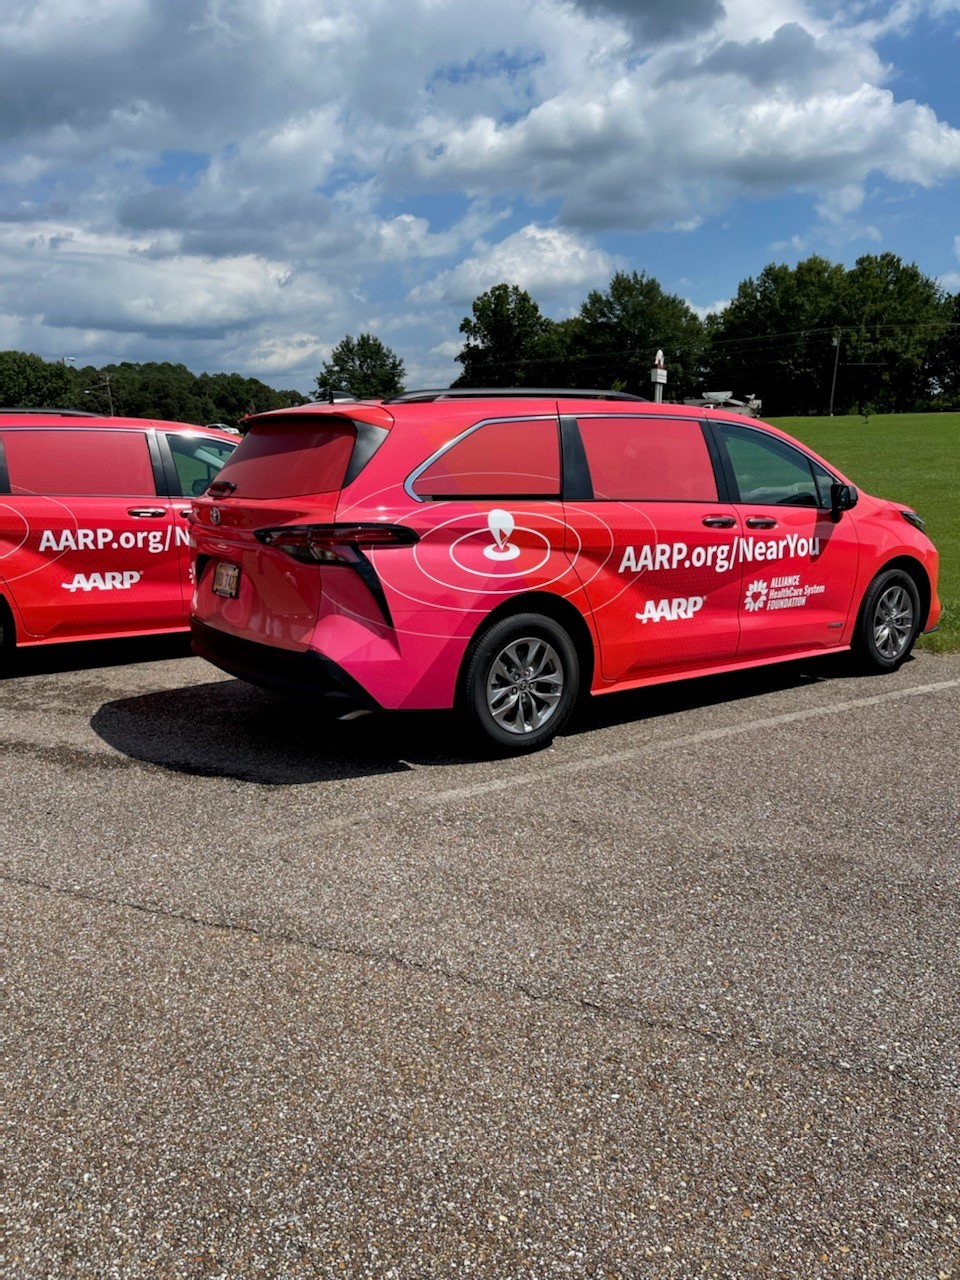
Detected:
left=410, top=224, right=616, bottom=305
left=687, top=297, right=730, bottom=320
left=0, top=0, right=957, bottom=389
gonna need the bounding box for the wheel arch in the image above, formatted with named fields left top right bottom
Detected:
left=456, top=591, right=596, bottom=702
left=0, top=592, right=17, bottom=653
left=863, top=556, right=931, bottom=630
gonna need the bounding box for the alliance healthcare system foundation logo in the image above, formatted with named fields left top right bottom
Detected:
left=744, top=579, right=769, bottom=612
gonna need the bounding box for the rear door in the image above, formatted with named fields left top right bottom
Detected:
left=567, top=413, right=742, bottom=682
left=404, top=413, right=573, bottom=627
left=191, top=415, right=361, bottom=648
left=1, top=426, right=182, bottom=641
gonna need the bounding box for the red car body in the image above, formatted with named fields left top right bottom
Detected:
left=0, top=411, right=236, bottom=650
left=189, top=392, right=940, bottom=751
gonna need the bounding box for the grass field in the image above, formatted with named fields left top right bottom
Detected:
left=768, top=413, right=959, bottom=653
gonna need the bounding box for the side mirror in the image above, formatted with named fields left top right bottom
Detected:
left=830, top=482, right=858, bottom=522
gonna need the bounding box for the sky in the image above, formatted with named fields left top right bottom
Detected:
left=1, top=0, right=958, bottom=396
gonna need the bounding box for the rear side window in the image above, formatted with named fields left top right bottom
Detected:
left=578, top=417, right=718, bottom=501
left=2, top=428, right=155, bottom=496
left=412, top=418, right=560, bottom=499
left=211, top=417, right=357, bottom=498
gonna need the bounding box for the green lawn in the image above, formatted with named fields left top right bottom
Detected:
left=768, top=413, right=959, bottom=652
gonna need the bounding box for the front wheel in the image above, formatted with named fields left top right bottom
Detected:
left=0, top=598, right=16, bottom=670
left=461, top=612, right=579, bottom=753
left=853, top=569, right=921, bottom=673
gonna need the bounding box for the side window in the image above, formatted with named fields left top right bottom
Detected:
left=578, top=417, right=718, bottom=501
left=3, top=429, right=155, bottom=497
left=412, top=418, right=560, bottom=499
left=810, top=459, right=838, bottom=508
left=166, top=433, right=237, bottom=497
left=719, top=424, right=822, bottom=507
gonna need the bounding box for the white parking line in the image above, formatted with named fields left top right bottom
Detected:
left=419, top=677, right=960, bottom=807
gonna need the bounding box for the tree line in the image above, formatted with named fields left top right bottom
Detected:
left=4, top=252, right=957, bottom=421
left=321, top=253, right=958, bottom=416
left=0, top=353, right=310, bottom=426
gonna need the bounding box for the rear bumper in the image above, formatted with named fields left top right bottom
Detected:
left=190, top=618, right=380, bottom=712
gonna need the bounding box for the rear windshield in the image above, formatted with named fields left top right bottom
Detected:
left=212, top=416, right=357, bottom=498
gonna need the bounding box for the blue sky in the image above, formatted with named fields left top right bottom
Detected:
left=1, top=0, right=957, bottom=395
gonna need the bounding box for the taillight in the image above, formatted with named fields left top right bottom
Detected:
left=254, top=523, right=419, bottom=564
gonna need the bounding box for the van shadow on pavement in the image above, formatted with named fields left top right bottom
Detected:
left=90, top=678, right=446, bottom=785
left=90, top=654, right=851, bottom=786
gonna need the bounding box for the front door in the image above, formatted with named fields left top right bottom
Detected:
left=715, top=422, right=860, bottom=657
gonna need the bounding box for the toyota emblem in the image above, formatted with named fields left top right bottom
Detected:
left=210, top=507, right=221, bottom=525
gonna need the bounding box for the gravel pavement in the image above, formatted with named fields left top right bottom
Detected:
left=4, top=641, right=959, bottom=1279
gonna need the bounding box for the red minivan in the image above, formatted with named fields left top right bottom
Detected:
left=189, top=390, right=940, bottom=752
left=0, top=410, right=235, bottom=655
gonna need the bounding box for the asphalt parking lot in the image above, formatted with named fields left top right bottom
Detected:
left=5, top=641, right=959, bottom=1280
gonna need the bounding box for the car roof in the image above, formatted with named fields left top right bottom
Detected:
left=0, top=409, right=238, bottom=438
left=242, top=389, right=764, bottom=435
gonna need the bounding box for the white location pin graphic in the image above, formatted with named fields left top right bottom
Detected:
left=484, top=508, right=521, bottom=561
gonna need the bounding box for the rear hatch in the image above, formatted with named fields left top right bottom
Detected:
left=191, top=408, right=391, bottom=650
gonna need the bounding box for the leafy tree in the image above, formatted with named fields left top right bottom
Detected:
left=574, top=271, right=707, bottom=398
left=0, top=351, right=76, bottom=407
left=705, top=254, right=950, bottom=414
left=453, top=284, right=559, bottom=387
left=932, top=291, right=960, bottom=406
left=316, top=333, right=405, bottom=399
left=837, top=253, right=951, bottom=413
left=702, top=256, right=847, bottom=415
left=197, top=372, right=309, bottom=424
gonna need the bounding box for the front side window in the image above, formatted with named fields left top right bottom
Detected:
left=719, top=423, right=824, bottom=507
left=3, top=429, right=155, bottom=497
left=578, top=416, right=718, bottom=501
left=166, top=433, right=236, bottom=497
left=412, top=418, right=561, bottom=499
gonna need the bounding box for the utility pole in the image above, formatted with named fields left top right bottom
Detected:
left=828, top=332, right=841, bottom=417
left=84, top=374, right=114, bottom=415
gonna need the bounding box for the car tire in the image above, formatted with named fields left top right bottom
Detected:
left=852, top=568, right=921, bottom=673
left=461, top=611, right=579, bottom=754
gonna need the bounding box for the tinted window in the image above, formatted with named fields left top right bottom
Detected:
left=3, top=429, right=155, bottom=496
left=413, top=418, right=560, bottom=499
left=166, top=433, right=236, bottom=496
left=211, top=416, right=357, bottom=498
left=579, top=416, right=718, bottom=501
left=720, top=424, right=823, bottom=507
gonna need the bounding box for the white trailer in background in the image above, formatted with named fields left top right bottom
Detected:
left=687, top=390, right=763, bottom=417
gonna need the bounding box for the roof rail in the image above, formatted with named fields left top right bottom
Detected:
left=387, top=388, right=650, bottom=404
left=0, top=407, right=100, bottom=417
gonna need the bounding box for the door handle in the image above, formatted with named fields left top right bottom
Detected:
left=128, top=507, right=167, bottom=518
left=702, top=515, right=736, bottom=528
left=179, top=508, right=192, bottom=519
left=745, top=516, right=777, bottom=529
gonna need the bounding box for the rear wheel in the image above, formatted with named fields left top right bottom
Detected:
left=461, top=612, right=579, bottom=754
left=853, top=569, right=921, bottom=672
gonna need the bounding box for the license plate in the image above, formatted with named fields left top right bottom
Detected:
left=212, top=562, right=240, bottom=598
